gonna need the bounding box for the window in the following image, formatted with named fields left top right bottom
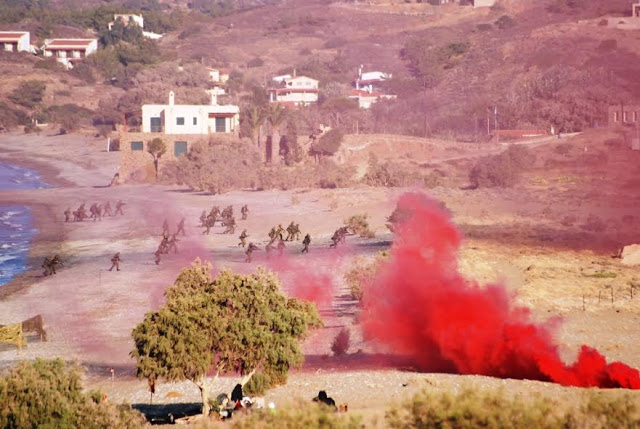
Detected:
left=193, top=117, right=198, bottom=125
left=613, top=112, right=619, bottom=122
left=634, top=111, right=638, bottom=122
left=215, top=117, right=226, bottom=133
left=150, top=117, right=162, bottom=132
left=174, top=141, right=187, bottom=157
left=176, top=117, right=185, bottom=126
left=130, top=141, right=143, bottom=151
left=624, top=111, right=628, bottom=123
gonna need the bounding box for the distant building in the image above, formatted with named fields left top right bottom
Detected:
left=472, top=0, right=495, bottom=7
left=0, top=31, right=30, bottom=53
left=42, top=39, right=98, bottom=69
left=268, top=75, right=319, bottom=106
left=108, top=13, right=163, bottom=39
left=119, top=91, right=240, bottom=181
left=205, top=67, right=229, bottom=85
left=348, top=89, right=397, bottom=109
left=608, top=105, right=640, bottom=125
left=141, top=91, right=239, bottom=135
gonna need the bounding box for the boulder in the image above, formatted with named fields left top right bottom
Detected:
left=621, top=244, right=640, bottom=266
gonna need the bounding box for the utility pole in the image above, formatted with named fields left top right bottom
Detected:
left=494, top=105, right=499, bottom=145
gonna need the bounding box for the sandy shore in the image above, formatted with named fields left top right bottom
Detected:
left=1, top=130, right=640, bottom=423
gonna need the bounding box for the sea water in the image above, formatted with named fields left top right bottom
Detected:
left=0, top=162, right=51, bottom=286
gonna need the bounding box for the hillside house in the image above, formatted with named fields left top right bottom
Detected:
left=472, top=0, right=495, bottom=7
left=206, top=67, right=230, bottom=84
left=355, top=67, right=392, bottom=91
left=0, top=31, right=31, bottom=52
left=119, top=91, right=240, bottom=181
left=608, top=105, right=640, bottom=125
left=348, top=89, right=397, bottom=109
left=108, top=14, right=163, bottom=39
left=42, top=39, right=98, bottom=69
left=268, top=75, right=319, bottom=106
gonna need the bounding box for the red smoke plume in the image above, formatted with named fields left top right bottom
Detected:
left=361, top=192, right=640, bottom=389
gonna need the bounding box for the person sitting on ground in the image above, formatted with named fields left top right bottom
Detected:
left=313, top=390, right=337, bottom=410
left=231, top=384, right=244, bottom=408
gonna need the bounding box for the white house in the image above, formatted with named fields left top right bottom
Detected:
left=42, top=39, right=98, bottom=68
left=0, top=31, right=31, bottom=53
left=108, top=14, right=163, bottom=39
left=355, top=66, right=392, bottom=91
left=142, top=91, right=239, bottom=135
left=472, top=0, right=495, bottom=7
left=268, top=75, right=319, bottom=106
left=205, top=67, right=229, bottom=84
left=348, top=88, right=397, bottom=110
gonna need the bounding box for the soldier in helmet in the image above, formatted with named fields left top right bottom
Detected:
left=199, top=210, right=208, bottom=227
left=109, top=252, right=122, bottom=271
left=245, top=243, right=260, bottom=263
left=167, top=234, right=179, bottom=254
left=42, top=257, right=52, bottom=276
left=285, top=221, right=295, bottom=241
left=115, top=200, right=125, bottom=216
left=50, top=254, right=62, bottom=274
left=64, top=207, right=72, bottom=222
left=302, top=233, right=311, bottom=253
left=176, top=217, right=186, bottom=236
left=103, top=201, right=113, bottom=217
left=241, top=204, right=249, bottom=220
left=238, top=230, right=248, bottom=247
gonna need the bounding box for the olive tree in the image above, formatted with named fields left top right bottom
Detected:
left=131, top=261, right=322, bottom=416
left=147, top=137, right=167, bottom=181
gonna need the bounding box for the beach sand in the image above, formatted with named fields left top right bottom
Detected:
left=0, top=130, right=639, bottom=424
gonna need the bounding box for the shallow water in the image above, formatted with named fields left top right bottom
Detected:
left=0, top=162, right=51, bottom=286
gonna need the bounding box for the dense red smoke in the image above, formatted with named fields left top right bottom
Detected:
left=361, top=192, right=640, bottom=389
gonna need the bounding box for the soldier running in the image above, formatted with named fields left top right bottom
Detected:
left=50, top=255, right=62, bottom=274
left=64, top=207, right=72, bottom=222
left=238, top=230, right=248, bottom=247
left=154, top=248, right=162, bottom=265
left=115, top=200, right=125, bottom=216
left=203, top=217, right=214, bottom=235
left=223, top=217, right=236, bottom=234
left=167, top=234, right=179, bottom=254
left=241, top=204, right=249, bottom=220
left=103, top=201, right=113, bottom=217
left=329, top=229, right=340, bottom=248
left=42, top=257, right=52, bottom=276
left=294, top=223, right=302, bottom=241
left=176, top=217, right=186, bottom=236
left=109, top=252, right=121, bottom=271
left=302, top=233, right=311, bottom=253
left=162, top=219, right=169, bottom=236
left=245, top=243, right=259, bottom=263
left=199, top=210, right=207, bottom=227
left=285, top=222, right=295, bottom=241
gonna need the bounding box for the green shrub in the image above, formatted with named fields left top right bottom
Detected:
left=331, top=328, right=351, bottom=356
left=386, top=388, right=564, bottom=428
left=0, top=358, right=144, bottom=429
left=247, top=57, right=265, bottom=68
left=10, top=80, right=46, bottom=108
left=0, top=102, right=27, bottom=128
left=495, top=15, right=516, bottom=30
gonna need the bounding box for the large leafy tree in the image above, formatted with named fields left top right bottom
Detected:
left=131, top=261, right=322, bottom=416
left=147, top=137, right=166, bottom=181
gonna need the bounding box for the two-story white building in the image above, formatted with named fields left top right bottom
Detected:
left=141, top=91, right=239, bottom=135
left=0, top=31, right=31, bottom=52
left=42, top=39, right=98, bottom=68
left=268, top=75, right=319, bottom=106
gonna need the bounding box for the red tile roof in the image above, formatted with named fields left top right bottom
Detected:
left=0, top=32, right=28, bottom=42
left=45, top=39, right=95, bottom=48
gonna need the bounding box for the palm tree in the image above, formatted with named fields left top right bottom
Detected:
left=147, top=137, right=167, bottom=181
left=247, top=105, right=264, bottom=149
left=267, top=104, right=287, bottom=163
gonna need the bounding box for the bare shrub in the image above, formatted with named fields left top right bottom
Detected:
left=560, top=215, right=577, bottom=227
left=344, top=214, right=375, bottom=238
left=554, top=142, right=573, bottom=156
left=470, top=145, right=535, bottom=188
left=344, top=252, right=389, bottom=302
left=331, top=328, right=351, bottom=356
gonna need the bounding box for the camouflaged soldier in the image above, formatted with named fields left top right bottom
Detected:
left=64, top=207, right=72, bottom=222
left=238, top=230, right=248, bottom=247
left=302, top=233, right=311, bottom=253
left=199, top=210, right=208, bottom=227
left=285, top=222, right=295, bottom=241
left=50, top=255, right=62, bottom=274
left=103, top=201, right=113, bottom=217
left=176, top=217, right=186, bottom=236
left=167, top=234, right=179, bottom=254
left=162, top=219, right=170, bottom=236
left=109, top=252, right=122, bottom=271
left=241, top=204, right=249, bottom=220
left=42, top=257, right=52, bottom=276
left=245, top=243, right=259, bottom=263
left=115, top=200, right=125, bottom=216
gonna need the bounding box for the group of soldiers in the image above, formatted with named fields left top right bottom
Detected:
left=41, top=255, right=63, bottom=276
left=64, top=201, right=125, bottom=222
left=242, top=221, right=312, bottom=263
left=200, top=205, right=243, bottom=235
left=155, top=218, right=186, bottom=264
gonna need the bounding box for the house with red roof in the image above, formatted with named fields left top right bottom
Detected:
left=42, top=38, right=98, bottom=69
left=0, top=31, right=31, bottom=53
left=268, top=74, right=319, bottom=106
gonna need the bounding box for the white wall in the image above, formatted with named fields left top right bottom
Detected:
left=142, top=104, right=238, bottom=134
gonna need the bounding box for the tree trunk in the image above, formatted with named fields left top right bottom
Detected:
left=194, top=377, right=211, bottom=416
left=153, top=158, right=158, bottom=181
left=240, top=368, right=256, bottom=387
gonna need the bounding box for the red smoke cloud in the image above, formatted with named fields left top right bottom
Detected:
left=361, top=192, right=640, bottom=389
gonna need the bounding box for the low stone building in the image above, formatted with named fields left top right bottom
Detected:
left=608, top=105, right=640, bottom=126
left=0, top=31, right=30, bottom=52
left=42, top=38, right=98, bottom=69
